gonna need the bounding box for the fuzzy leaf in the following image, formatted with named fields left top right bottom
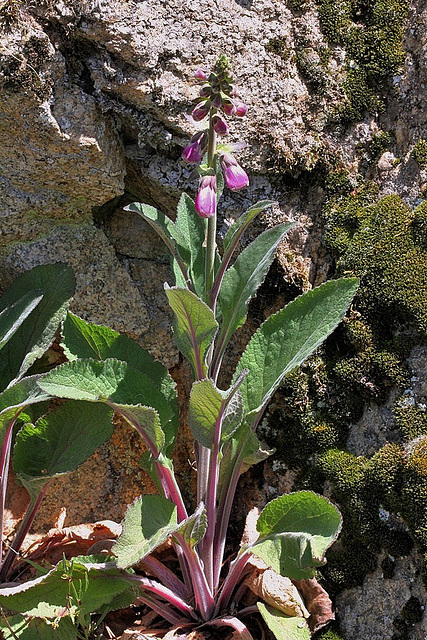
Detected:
left=13, top=401, right=114, bottom=483
left=223, top=200, right=277, bottom=252
left=174, top=502, right=207, bottom=549
left=125, top=202, right=189, bottom=268
left=251, top=492, right=342, bottom=580
left=258, top=603, right=311, bottom=640
left=0, top=615, right=77, bottom=640
left=165, top=287, right=218, bottom=379
left=0, top=376, right=52, bottom=432
left=188, top=378, right=244, bottom=448
left=0, top=263, right=75, bottom=391
left=175, top=193, right=207, bottom=297
left=38, top=359, right=168, bottom=451
left=0, top=557, right=132, bottom=618
left=234, top=278, right=359, bottom=423
left=113, top=495, right=178, bottom=568
left=218, top=223, right=294, bottom=349
left=62, top=312, right=178, bottom=454
left=0, top=292, right=43, bottom=351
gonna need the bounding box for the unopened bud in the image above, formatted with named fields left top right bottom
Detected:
left=194, top=69, right=208, bottom=82
left=222, top=100, right=237, bottom=116
left=195, top=175, right=217, bottom=218
left=192, top=101, right=210, bottom=122
left=181, top=131, right=208, bottom=164
left=212, top=115, right=229, bottom=136
left=235, top=101, right=248, bottom=117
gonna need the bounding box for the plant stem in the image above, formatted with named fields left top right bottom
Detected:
left=204, top=112, right=217, bottom=304
left=136, top=593, right=184, bottom=626
left=141, top=555, right=189, bottom=600
left=214, top=548, right=252, bottom=615
left=0, top=413, right=20, bottom=565
left=199, top=406, right=224, bottom=593
left=174, top=533, right=215, bottom=621
left=129, top=575, right=197, bottom=619
left=0, top=481, right=49, bottom=582
left=213, top=458, right=244, bottom=588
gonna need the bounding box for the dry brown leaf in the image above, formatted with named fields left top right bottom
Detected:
left=292, top=578, right=335, bottom=633
left=244, top=568, right=309, bottom=618
left=15, top=518, right=122, bottom=569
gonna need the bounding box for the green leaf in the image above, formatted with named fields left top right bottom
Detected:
left=258, top=603, right=310, bottom=640
left=13, top=401, right=114, bottom=484
left=38, top=358, right=168, bottom=452
left=0, top=263, right=75, bottom=392
left=0, top=376, right=52, bottom=433
left=175, top=193, right=207, bottom=297
left=165, top=287, right=218, bottom=379
left=0, top=615, right=77, bottom=640
left=0, top=292, right=43, bottom=351
left=113, top=495, right=178, bottom=568
left=0, top=557, right=132, bottom=618
left=125, top=202, right=190, bottom=267
left=62, top=312, right=178, bottom=454
left=250, top=491, right=342, bottom=580
left=188, top=378, right=244, bottom=448
left=174, top=502, right=207, bottom=549
left=234, top=278, right=359, bottom=423
left=223, top=200, right=277, bottom=252
left=218, top=223, right=294, bottom=350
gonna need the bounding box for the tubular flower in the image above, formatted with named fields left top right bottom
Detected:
left=220, top=153, right=249, bottom=191
left=195, top=175, right=217, bottom=218
left=212, top=115, right=229, bottom=136
left=235, top=101, right=248, bottom=117
left=194, top=68, right=208, bottom=81
left=182, top=131, right=208, bottom=164
left=192, top=101, right=211, bottom=122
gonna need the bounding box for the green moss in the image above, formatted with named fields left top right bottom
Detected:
left=366, top=131, right=392, bottom=165
left=265, top=38, right=292, bottom=61
left=295, top=46, right=331, bottom=95
left=315, top=0, right=410, bottom=122
left=317, top=449, right=366, bottom=493
left=337, top=194, right=427, bottom=335
left=394, top=396, right=427, bottom=440
left=287, top=0, right=308, bottom=9
left=412, top=200, right=427, bottom=248
left=315, top=625, right=346, bottom=640
left=412, top=139, right=427, bottom=169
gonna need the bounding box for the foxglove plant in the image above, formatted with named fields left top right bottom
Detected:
left=0, top=57, right=358, bottom=640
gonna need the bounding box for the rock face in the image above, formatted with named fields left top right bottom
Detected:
left=1, top=0, right=426, bottom=638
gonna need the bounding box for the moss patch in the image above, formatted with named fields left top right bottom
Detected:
left=412, top=139, right=427, bottom=169
left=315, top=0, right=410, bottom=122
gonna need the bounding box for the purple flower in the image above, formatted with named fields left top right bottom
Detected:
left=195, top=175, right=217, bottom=218
left=181, top=131, right=208, bottom=164
left=220, top=153, right=249, bottom=191
left=194, top=69, right=208, bottom=82
left=235, top=101, right=248, bottom=117
left=192, top=101, right=210, bottom=122
left=222, top=100, right=236, bottom=116
left=212, top=115, right=229, bottom=136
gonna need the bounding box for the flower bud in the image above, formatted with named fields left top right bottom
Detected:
left=211, top=94, right=222, bottom=109
left=195, top=175, right=217, bottom=218
left=199, top=86, right=212, bottom=99
left=222, top=99, right=237, bottom=116
left=194, top=69, right=208, bottom=82
left=220, top=153, right=249, bottom=191
left=181, top=131, right=208, bottom=164
left=192, top=101, right=210, bottom=122
left=212, top=115, right=229, bottom=136
left=235, top=101, right=248, bottom=117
